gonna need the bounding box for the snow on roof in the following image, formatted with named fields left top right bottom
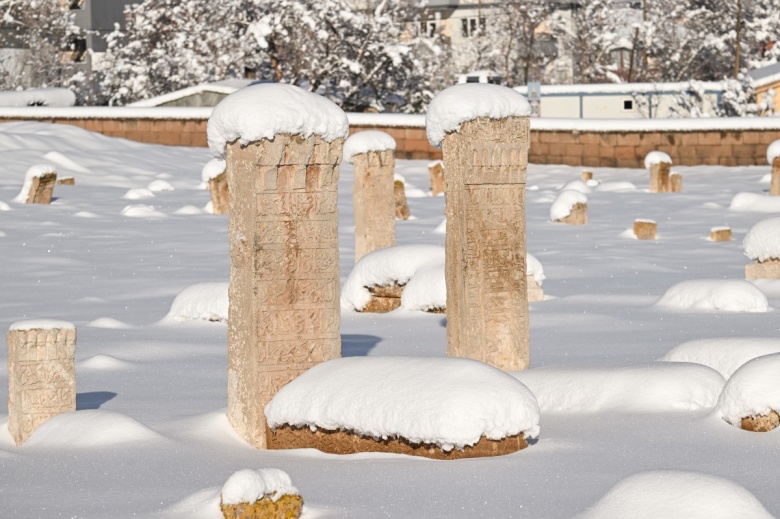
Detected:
left=766, top=139, right=780, bottom=163
left=514, top=80, right=726, bottom=96
left=581, top=470, right=774, bottom=519
left=743, top=217, right=780, bottom=262
left=729, top=192, right=780, bottom=213
left=748, top=61, right=780, bottom=88
left=0, top=88, right=76, bottom=107
left=550, top=190, right=587, bottom=221
left=718, top=353, right=780, bottom=428
left=9, top=319, right=75, bottom=331
left=207, top=84, right=348, bottom=158
left=654, top=279, right=769, bottom=312
left=128, top=80, right=255, bottom=108
left=425, top=83, right=531, bottom=147
left=220, top=469, right=298, bottom=505
left=644, top=150, right=672, bottom=169
left=662, top=337, right=780, bottom=378
left=342, top=130, right=396, bottom=163
left=265, top=356, right=541, bottom=451
left=510, top=363, right=724, bottom=412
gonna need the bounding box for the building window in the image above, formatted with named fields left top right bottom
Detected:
left=622, top=98, right=635, bottom=112
left=65, top=37, right=87, bottom=63
left=68, top=0, right=84, bottom=9
left=419, top=20, right=437, bottom=37
left=461, top=17, right=486, bottom=38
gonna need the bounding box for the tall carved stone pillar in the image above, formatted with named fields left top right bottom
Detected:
left=225, top=134, right=343, bottom=448
left=442, top=116, right=531, bottom=371
left=649, top=162, right=670, bottom=193
left=7, top=321, right=76, bottom=446
left=352, top=149, right=396, bottom=262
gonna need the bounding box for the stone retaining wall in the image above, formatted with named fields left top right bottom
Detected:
left=2, top=112, right=780, bottom=168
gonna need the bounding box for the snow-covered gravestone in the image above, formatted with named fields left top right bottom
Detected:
left=718, top=353, right=780, bottom=433
left=6, top=320, right=76, bottom=446
left=201, top=158, right=227, bottom=214
left=743, top=216, right=780, bottom=280
left=220, top=468, right=302, bottom=519
left=768, top=139, right=780, bottom=196
left=207, top=84, right=348, bottom=449
left=634, top=219, right=656, bottom=240
left=427, top=84, right=532, bottom=371
left=428, top=160, right=445, bottom=196
left=550, top=190, right=588, bottom=225
left=645, top=151, right=672, bottom=193
left=343, top=131, right=397, bottom=262
left=14, top=164, right=57, bottom=204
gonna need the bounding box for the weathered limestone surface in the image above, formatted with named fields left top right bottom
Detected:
left=56, top=177, right=75, bottom=186
left=267, top=425, right=528, bottom=460
left=634, top=220, right=657, bottom=240
left=429, top=160, right=445, bottom=196
left=360, top=283, right=404, bottom=313
left=741, top=410, right=780, bottom=432
left=443, top=116, right=530, bottom=371
left=7, top=325, right=76, bottom=446
left=527, top=275, right=544, bottom=302
left=353, top=150, right=396, bottom=262
left=221, top=494, right=303, bottom=519
left=226, top=134, right=342, bottom=449
left=670, top=173, right=683, bottom=193
left=745, top=258, right=780, bottom=280
left=394, top=180, right=410, bottom=220
left=27, top=172, right=57, bottom=204
left=556, top=203, right=588, bottom=225
left=209, top=172, right=229, bottom=215
left=581, top=170, right=593, bottom=182
left=649, top=162, right=671, bottom=193
left=710, top=228, right=732, bottom=242
left=772, top=157, right=780, bottom=196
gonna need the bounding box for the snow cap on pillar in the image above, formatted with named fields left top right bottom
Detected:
left=207, top=83, right=349, bottom=158
left=425, top=83, right=531, bottom=148
left=342, top=130, right=397, bottom=163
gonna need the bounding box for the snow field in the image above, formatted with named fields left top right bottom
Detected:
left=717, top=353, right=780, bottom=427
left=342, top=130, right=396, bottom=162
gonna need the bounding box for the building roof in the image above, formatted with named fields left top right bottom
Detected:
left=748, top=62, right=780, bottom=89
left=128, top=80, right=257, bottom=107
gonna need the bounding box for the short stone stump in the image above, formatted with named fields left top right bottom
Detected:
left=267, top=425, right=528, bottom=460
left=361, top=283, right=405, bottom=313
left=221, top=494, right=302, bottom=519
left=710, top=227, right=732, bottom=242
left=634, top=219, right=656, bottom=240
left=741, top=410, right=780, bottom=432
left=220, top=468, right=302, bottom=519
left=745, top=258, right=780, bottom=280
left=394, top=180, right=410, bottom=220
left=556, top=203, right=588, bottom=225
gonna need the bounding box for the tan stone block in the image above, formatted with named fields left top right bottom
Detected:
left=581, top=170, right=593, bottom=182
left=759, top=132, right=780, bottom=144
left=670, top=173, right=682, bottom=193
left=616, top=133, right=640, bottom=146
left=84, top=120, right=102, bottom=132
left=741, top=410, right=779, bottom=432
left=698, top=132, right=720, bottom=145
left=429, top=160, right=445, bottom=197
left=579, top=133, right=600, bottom=145
left=56, top=177, right=74, bottom=186
left=103, top=120, right=122, bottom=132
left=209, top=172, right=229, bottom=215
left=742, top=132, right=760, bottom=145
left=353, top=150, right=396, bottom=261
left=599, top=134, right=617, bottom=147
left=556, top=203, right=587, bottom=225
left=771, top=157, right=780, bottom=196
left=614, top=146, right=635, bottom=160
left=136, top=120, right=152, bottom=132
left=7, top=324, right=76, bottom=446
left=649, top=162, right=670, bottom=193
left=220, top=493, right=303, bottom=519
left=565, top=143, right=585, bottom=156
left=616, top=159, right=639, bottom=168
left=745, top=258, right=780, bottom=280
left=639, top=133, right=662, bottom=146
left=709, top=227, right=732, bottom=242
left=582, top=146, right=600, bottom=158
left=394, top=180, right=411, bottom=220
left=634, top=220, right=656, bottom=240
left=26, top=172, right=57, bottom=204
left=720, top=131, right=741, bottom=145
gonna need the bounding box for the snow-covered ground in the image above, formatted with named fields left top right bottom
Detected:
left=0, top=121, right=779, bottom=518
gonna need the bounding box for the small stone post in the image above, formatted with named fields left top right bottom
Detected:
left=209, top=172, right=229, bottom=215
left=710, top=227, right=732, bottom=242
left=581, top=170, right=593, bottom=182
left=649, top=162, right=670, bottom=193
left=394, top=180, right=411, bottom=220
left=557, top=203, right=588, bottom=225
left=345, top=131, right=397, bottom=262
left=7, top=320, right=76, bottom=446
left=429, top=160, right=445, bottom=196
left=429, top=84, right=532, bottom=371
left=670, top=172, right=682, bottom=193
left=634, top=219, right=656, bottom=240
left=208, top=84, right=347, bottom=449
left=771, top=157, right=780, bottom=196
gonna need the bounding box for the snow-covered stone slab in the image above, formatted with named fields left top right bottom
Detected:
left=581, top=470, right=774, bottom=519
left=551, top=190, right=587, bottom=224
left=342, top=130, right=396, bottom=163
left=654, top=279, right=769, bottom=312
left=510, top=363, right=724, bottom=413
left=662, top=337, right=780, bottom=378
left=265, top=357, right=540, bottom=458
left=220, top=468, right=302, bottom=519
left=13, top=164, right=57, bottom=204
left=718, top=353, right=780, bottom=432
left=709, top=226, right=732, bottom=242
left=744, top=217, right=780, bottom=280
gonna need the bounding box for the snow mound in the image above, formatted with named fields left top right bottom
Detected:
left=767, top=139, right=780, bottom=163
left=265, top=356, right=540, bottom=451
left=13, top=164, right=55, bottom=203
left=560, top=179, right=591, bottom=194
left=343, top=130, right=396, bottom=163
left=174, top=205, right=205, bottom=215
left=147, top=179, right=174, bottom=192
left=644, top=150, right=672, bottom=169
left=78, top=354, right=133, bottom=371
left=550, top=190, right=587, bottom=221
left=24, top=411, right=163, bottom=448
left=433, top=218, right=447, bottom=234
left=730, top=192, right=780, bottom=213
left=654, top=279, right=769, bottom=312
left=74, top=210, right=97, bottom=218
left=400, top=263, right=446, bottom=312
left=595, top=181, right=637, bottom=193
left=87, top=317, right=133, bottom=329
left=207, top=83, right=349, bottom=158
left=201, top=158, right=226, bottom=183
left=760, top=173, right=771, bottom=184
left=43, top=151, right=90, bottom=173
left=341, top=245, right=445, bottom=311
left=122, top=188, right=155, bottom=200
left=221, top=468, right=298, bottom=505
left=9, top=319, right=74, bottom=331
left=510, top=363, right=724, bottom=413
left=425, top=83, right=531, bottom=147
left=527, top=253, right=545, bottom=285
left=743, top=217, right=780, bottom=261
left=581, top=470, right=773, bottom=519
left=662, top=337, right=780, bottom=378
left=165, top=282, right=228, bottom=323
left=121, top=204, right=166, bottom=218
left=718, top=353, right=780, bottom=427
left=0, top=201, right=10, bottom=211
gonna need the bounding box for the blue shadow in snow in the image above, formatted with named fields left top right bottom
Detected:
left=341, top=334, right=383, bottom=357
left=76, top=391, right=117, bottom=410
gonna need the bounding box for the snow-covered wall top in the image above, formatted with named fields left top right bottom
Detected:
left=0, top=88, right=76, bottom=108
left=207, top=84, right=349, bottom=158
left=426, top=84, right=531, bottom=147
left=342, top=130, right=396, bottom=163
